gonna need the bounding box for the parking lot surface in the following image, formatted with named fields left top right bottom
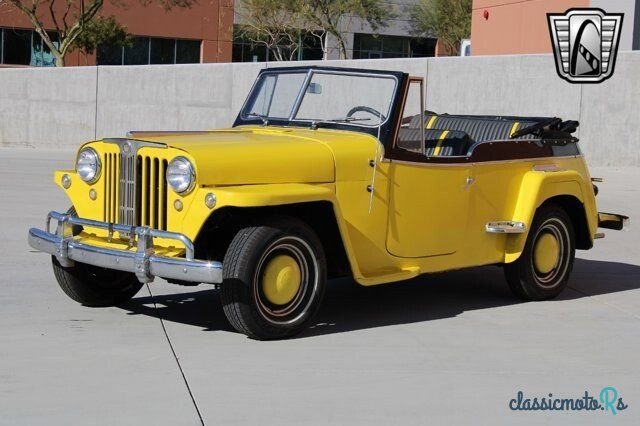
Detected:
left=1, top=148, right=638, bottom=425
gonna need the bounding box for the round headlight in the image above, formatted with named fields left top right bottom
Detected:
left=76, top=147, right=101, bottom=184
left=167, top=156, right=195, bottom=194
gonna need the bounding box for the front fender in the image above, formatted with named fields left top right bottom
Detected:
left=180, top=182, right=366, bottom=281
left=504, top=170, right=595, bottom=263
left=181, top=183, right=338, bottom=240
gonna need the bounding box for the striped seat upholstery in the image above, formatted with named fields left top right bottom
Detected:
left=411, top=114, right=538, bottom=143
left=397, top=129, right=471, bottom=156
left=397, top=113, right=541, bottom=157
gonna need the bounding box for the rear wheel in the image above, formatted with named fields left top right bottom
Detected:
left=220, top=217, right=326, bottom=340
left=504, top=204, right=575, bottom=300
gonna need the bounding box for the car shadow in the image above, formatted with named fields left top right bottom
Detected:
left=119, top=258, right=640, bottom=338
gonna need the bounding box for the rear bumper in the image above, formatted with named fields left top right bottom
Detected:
left=598, top=212, right=629, bottom=231
left=28, top=211, right=222, bottom=284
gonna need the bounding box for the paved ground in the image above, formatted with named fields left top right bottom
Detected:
left=1, top=148, right=638, bottom=425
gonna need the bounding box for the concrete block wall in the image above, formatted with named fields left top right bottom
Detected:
left=96, top=64, right=235, bottom=138
left=0, top=67, right=97, bottom=149
left=0, top=52, right=638, bottom=166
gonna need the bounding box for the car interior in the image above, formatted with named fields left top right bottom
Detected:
left=397, top=113, right=579, bottom=157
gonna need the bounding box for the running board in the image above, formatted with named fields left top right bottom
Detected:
left=357, top=267, right=421, bottom=286
left=486, top=221, right=527, bottom=234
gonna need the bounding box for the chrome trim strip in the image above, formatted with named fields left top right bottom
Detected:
left=385, top=155, right=582, bottom=168
left=30, top=212, right=221, bottom=284
left=126, top=131, right=211, bottom=138
left=532, top=164, right=561, bottom=172
left=486, top=221, right=527, bottom=234
left=102, top=138, right=167, bottom=148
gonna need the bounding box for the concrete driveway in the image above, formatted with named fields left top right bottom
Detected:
left=1, top=148, right=638, bottom=425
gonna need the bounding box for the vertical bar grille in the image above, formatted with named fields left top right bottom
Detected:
left=103, top=153, right=119, bottom=223
left=136, top=155, right=168, bottom=230
left=103, top=149, right=167, bottom=231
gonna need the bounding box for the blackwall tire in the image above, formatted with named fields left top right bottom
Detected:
left=220, top=216, right=326, bottom=340
left=51, top=206, right=143, bottom=307
left=52, top=257, right=143, bottom=307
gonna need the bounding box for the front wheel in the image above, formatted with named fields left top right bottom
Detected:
left=220, top=217, right=326, bottom=340
left=53, top=257, right=144, bottom=307
left=52, top=206, right=143, bottom=307
left=504, top=204, right=575, bottom=300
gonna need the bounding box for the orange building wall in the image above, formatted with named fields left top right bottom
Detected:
left=0, top=0, right=233, bottom=65
left=471, top=0, right=589, bottom=55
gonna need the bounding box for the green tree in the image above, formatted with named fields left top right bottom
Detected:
left=237, top=0, right=394, bottom=61
left=299, top=0, right=393, bottom=59
left=6, top=0, right=193, bottom=67
left=236, top=0, right=304, bottom=61
left=73, top=15, right=132, bottom=56
left=411, top=0, right=471, bottom=55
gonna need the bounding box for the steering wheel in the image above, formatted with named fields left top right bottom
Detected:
left=346, top=106, right=386, bottom=122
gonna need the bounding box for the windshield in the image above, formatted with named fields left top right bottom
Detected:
left=241, top=70, right=398, bottom=128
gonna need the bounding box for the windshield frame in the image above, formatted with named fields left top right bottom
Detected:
left=234, top=66, right=406, bottom=137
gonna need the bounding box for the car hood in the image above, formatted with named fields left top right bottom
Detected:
left=128, top=127, right=338, bottom=186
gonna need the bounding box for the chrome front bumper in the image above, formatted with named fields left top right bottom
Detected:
left=28, top=211, right=222, bottom=284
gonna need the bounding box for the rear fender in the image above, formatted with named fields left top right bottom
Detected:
left=504, top=170, right=595, bottom=263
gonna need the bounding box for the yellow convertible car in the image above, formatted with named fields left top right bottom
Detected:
left=29, top=66, right=627, bottom=339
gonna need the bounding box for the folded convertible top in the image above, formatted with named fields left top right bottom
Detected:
left=405, top=113, right=578, bottom=142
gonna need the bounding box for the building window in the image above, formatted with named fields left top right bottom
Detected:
left=176, top=40, right=200, bottom=63
left=301, top=35, right=324, bottom=60
left=97, top=42, right=123, bottom=66
left=232, top=36, right=268, bottom=62
left=232, top=25, right=324, bottom=62
left=124, top=37, right=149, bottom=65
left=31, top=32, right=59, bottom=66
left=2, top=28, right=31, bottom=65
left=150, top=37, right=175, bottom=64
left=97, top=37, right=201, bottom=65
left=352, top=34, right=436, bottom=59
left=0, top=28, right=57, bottom=66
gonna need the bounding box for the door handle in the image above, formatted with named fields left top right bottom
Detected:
left=464, top=176, right=475, bottom=190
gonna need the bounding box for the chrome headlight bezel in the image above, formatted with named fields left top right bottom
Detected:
left=167, top=156, right=196, bottom=195
left=76, top=147, right=101, bottom=184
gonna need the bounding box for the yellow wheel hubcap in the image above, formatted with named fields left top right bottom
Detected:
left=261, top=255, right=301, bottom=305
left=533, top=232, right=560, bottom=274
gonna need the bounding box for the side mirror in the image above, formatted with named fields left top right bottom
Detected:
left=307, top=83, right=322, bottom=94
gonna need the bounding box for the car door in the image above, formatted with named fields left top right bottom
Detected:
left=386, top=162, right=471, bottom=258
left=385, top=77, right=471, bottom=258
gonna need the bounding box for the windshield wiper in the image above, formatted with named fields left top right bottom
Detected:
left=327, top=117, right=371, bottom=123
left=309, top=117, right=371, bottom=129
left=246, top=112, right=269, bottom=126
